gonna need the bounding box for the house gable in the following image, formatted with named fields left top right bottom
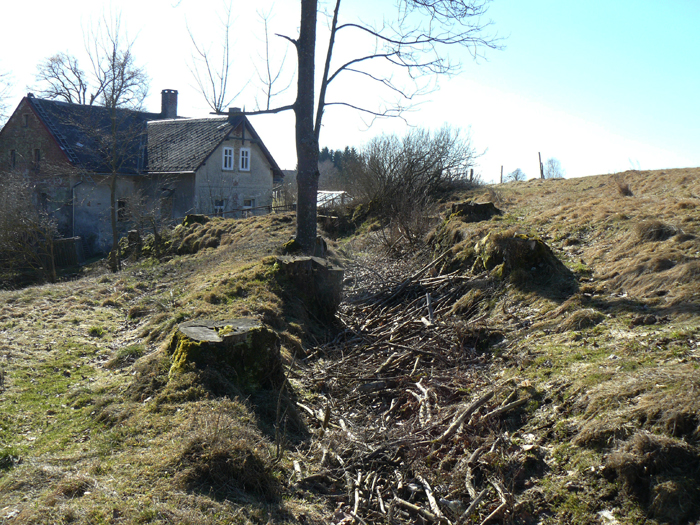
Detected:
left=0, top=97, right=73, bottom=173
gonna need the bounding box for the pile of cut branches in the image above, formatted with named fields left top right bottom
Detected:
left=291, top=251, right=542, bottom=524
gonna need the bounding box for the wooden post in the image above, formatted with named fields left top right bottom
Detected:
left=500, top=165, right=503, bottom=184
left=539, top=152, right=544, bottom=179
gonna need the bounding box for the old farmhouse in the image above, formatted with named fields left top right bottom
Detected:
left=0, top=90, right=283, bottom=256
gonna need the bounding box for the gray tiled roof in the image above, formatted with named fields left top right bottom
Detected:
left=22, top=96, right=283, bottom=178
left=147, top=115, right=283, bottom=178
left=28, top=96, right=160, bottom=174
left=146, top=116, right=240, bottom=173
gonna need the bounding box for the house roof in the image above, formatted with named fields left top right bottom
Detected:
left=147, top=115, right=283, bottom=178
left=3, top=95, right=283, bottom=179
left=26, top=96, right=161, bottom=175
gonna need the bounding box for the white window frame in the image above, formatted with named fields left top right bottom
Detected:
left=214, top=199, right=226, bottom=217
left=242, top=198, right=255, bottom=217
left=239, top=147, right=251, bottom=172
left=222, top=147, right=234, bottom=171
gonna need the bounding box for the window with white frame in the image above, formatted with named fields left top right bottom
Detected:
left=222, top=147, right=234, bottom=170
left=239, top=148, right=251, bottom=171
left=242, top=198, right=255, bottom=217
left=214, top=199, right=226, bottom=216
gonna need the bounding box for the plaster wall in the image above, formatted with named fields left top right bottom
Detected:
left=72, top=175, right=138, bottom=255
left=194, top=130, right=274, bottom=217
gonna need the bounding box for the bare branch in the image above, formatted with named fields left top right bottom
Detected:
left=226, top=104, right=296, bottom=117
left=84, top=12, right=149, bottom=110
left=0, top=69, right=13, bottom=125
left=275, top=33, right=298, bottom=47
left=187, top=0, right=247, bottom=113
left=314, top=0, right=341, bottom=141
left=34, top=53, right=90, bottom=105
left=254, top=8, right=293, bottom=111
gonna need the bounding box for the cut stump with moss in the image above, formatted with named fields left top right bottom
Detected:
left=450, top=201, right=502, bottom=222
left=472, top=230, right=577, bottom=294
left=167, top=318, right=283, bottom=390
left=276, top=256, right=344, bottom=323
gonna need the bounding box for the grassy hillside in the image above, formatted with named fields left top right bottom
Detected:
left=0, top=168, right=698, bottom=524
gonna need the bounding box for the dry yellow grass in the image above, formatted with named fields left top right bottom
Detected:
left=1, top=169, right=699, bottom=524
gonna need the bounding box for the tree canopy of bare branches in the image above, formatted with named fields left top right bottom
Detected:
left=85, top=15, right=149, bottom=111
left=33, top=14, right=149, bottom=112
left=188, top=0, right=499, bottom=252
left=507, top=168, right=526, bottom=182
left=544, top=157, right=565, bottom=179
left=34, top=53, right=91, bottom=105
left=0, top=68, right=12, bottom=125
left=352, top=126, right=479, bottom=246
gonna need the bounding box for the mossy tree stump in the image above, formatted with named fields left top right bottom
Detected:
left=167, top=318, right=283, bottom=389
left=472, top=230, right=576, bottom=293
left=450, top=201, right=502, bottom=222
left=276, top=256, right=344, bottom=323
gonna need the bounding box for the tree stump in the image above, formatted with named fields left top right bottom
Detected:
left=276, top=256, right=344, bottom=322
left=450, top=201, right=502, bottom=222
left=167, top=318, right=283, bottom=389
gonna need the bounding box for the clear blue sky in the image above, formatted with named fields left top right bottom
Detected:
left=1, top=0, right=698, bottom=182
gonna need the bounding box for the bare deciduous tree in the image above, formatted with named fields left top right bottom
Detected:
left=189, top=0, right=499, bottom=252
left=85, top=14, right=149, bottom=110
left=81, top=14, right=150, bottom=272
left=34, top=53, right=91, bottom=105
left=287, top=0, right=499, bottom=251
left=188, top=1, right=247, bottom=114
left=507, top=168, right=526, bottom=182
left=544, top=157, right=564, bottom=179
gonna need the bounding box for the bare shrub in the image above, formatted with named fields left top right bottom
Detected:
left=614, top=175, right=633, bottom=196
left=0, top=170, right=59, bottom=284
left=351, top=126, right=480, bottom=249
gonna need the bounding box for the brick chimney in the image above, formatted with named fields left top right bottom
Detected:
left=161, top=89, right=178, bottom=119
left=227, top=107, right=243, bottom=124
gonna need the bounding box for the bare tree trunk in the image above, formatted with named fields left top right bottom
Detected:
left=46, top=234, right=57, bottom=283
left=109, top=173, right=121, bottom=272
left=294, top=0, right=320, bottom=253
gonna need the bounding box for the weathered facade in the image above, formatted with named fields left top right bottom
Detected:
left=0, top=93, right=283, bottom=256
left=147, top=109, right=282, bottom=218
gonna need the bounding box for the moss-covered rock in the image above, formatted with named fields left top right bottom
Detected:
left=472, top=230, right=577, bottom=293
left=182, top=214, right=210, bottom=228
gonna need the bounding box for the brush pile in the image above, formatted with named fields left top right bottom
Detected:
left=292, top=251, right=543, bottom=524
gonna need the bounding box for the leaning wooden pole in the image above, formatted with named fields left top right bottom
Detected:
left=539, top=152, right=544, bottom=179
